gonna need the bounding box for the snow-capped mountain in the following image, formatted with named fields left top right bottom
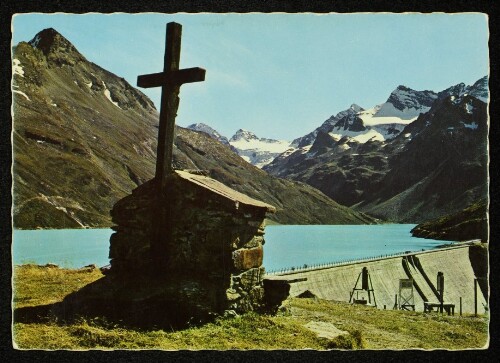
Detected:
left=318, top=86, right=440, bottom=145
left=292, top=101, right=412, bottom=150
left=264, top=81, right=488, bottom=223
left=229, top=129, right=294, bottom=168
left=437, top=76, right=488, bottom=104
left=187, top=76, right=488, bottom=171
left=185, top=125, right=295, bottom=168
left=374, top=86, right=438, bottom=120
left=468, top=76, right=489, bottom=102
left=292, top=104, right=363, bottom=148
left=291, top=77, right=488, bottom=152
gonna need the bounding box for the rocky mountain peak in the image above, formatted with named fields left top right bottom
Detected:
left=436, top=76, right=488, bottom=104
left=29, top=28, right=85, bottom=65
left=438, top=82, right=468, bottom=100
left=468, top=76, right=488, bottom=103
left=333, top=113, right=366, bottom=132
left=395, top=85, right=411, bottom=92
left=374, top=85, right=438, bottom=119
left=227, top=128, right=293, bottom=168
left=350, top=104, right=364, bottom=113
left=230, top=129, right=259, bottom=142
left=310, top=130, right=338, bottom=154
left=291, top=104, right=365, bottom=148
left=188, top=123, right=221, bottom=137
left=187, top=123, right=232, bottom=147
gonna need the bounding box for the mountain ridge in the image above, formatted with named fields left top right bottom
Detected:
left=264, top=88, right=488, bottom=223
left=185, top=77, right=487, bottom=172
left=12, top=28, right=373, bottom=228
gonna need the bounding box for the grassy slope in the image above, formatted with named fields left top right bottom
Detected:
left=13, top=42, right=158, bottom=229
left=12, top=265, right=488, bottom=350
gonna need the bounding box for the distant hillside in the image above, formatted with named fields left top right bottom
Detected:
left=12, top=28, right=373, bottom=228
left=411, top=200, right=488, bottom=242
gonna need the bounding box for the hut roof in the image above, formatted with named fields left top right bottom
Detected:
left=175, top=170, right=276, bottom=213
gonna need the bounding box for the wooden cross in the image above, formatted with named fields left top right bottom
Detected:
left=137, top=22, right=205, bottom=268
left=137, top=22, right=205, bottom=191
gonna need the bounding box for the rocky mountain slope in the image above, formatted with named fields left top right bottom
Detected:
left=12, top=28, right=373, bottom=229
left=356, top=93, right=488, bottom=222
left=410, top=200, right=488, bottom=242
left=265, top=78, right=488, bottom=223
left=186, top=123, right=234, bottom=149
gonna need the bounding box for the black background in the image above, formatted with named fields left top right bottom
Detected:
left=1, top=1, right=498, bottom=361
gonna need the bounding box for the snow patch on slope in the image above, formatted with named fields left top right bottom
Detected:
left=330, top=129, right=385, bottom=143
left=13, top=59, right=25, bottom=77
left=102, top=82, right=122, bottom=109
left=465, top=101, right=474, bottom=114
left=13, top=90, right=31, bottom=101
left=230, top=136, right=292, bottom=153
left=461, top=121, right=478, bottom=130
left=29, top=35, right=42, bottom=48
left=358, top=105, right=417, bottom=126
left=374, top=101, right=429, bottom=121
left=328, top=121, right=405, bottom=144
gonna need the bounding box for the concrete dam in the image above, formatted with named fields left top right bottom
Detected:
left=265, top=243, right=488, bottom=314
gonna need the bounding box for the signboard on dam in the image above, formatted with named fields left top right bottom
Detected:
left=265, top=244, right=488, bottom=314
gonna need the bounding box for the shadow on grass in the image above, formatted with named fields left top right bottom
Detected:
left=14, top=274, right=220, bottom=331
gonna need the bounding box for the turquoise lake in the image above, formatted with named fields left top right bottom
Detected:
left=12, top=225, right=447, bottom=271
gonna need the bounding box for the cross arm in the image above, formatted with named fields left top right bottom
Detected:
left=137, top=67, right=206, bottom=88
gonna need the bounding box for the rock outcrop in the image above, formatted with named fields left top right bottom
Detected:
left=411, top=200, right=488, bottom=242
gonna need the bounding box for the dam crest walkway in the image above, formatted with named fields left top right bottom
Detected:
left=265, top=242, right=487, bottom=314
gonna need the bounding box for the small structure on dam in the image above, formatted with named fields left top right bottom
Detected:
left=423, top=272, right=456, bottom=315
left=349, top=267, right=377, bottom=307
left=265, top=244, right=488, bottom=315
left=397, top=278, right=415, bottom=311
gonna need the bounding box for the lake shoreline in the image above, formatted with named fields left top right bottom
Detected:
left=13, top=225, right=454, bottom=271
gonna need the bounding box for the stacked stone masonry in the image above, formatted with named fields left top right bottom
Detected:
left=109, top=171, right=275, bottom=320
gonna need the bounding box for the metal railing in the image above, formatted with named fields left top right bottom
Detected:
left=265, top=240, right=479, bottom=276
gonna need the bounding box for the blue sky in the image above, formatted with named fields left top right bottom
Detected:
left=12, top=13, right=489, bottom=140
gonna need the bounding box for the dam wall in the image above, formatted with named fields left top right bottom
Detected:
left=266, top=244, right=487, bottom=314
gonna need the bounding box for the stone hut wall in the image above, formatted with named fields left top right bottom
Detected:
left=109, top=173, right=269, bottom=317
